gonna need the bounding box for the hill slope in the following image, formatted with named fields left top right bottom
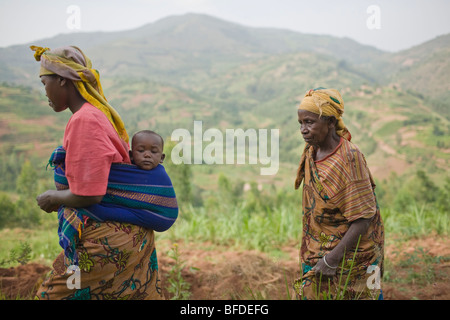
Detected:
left=387, top=34, right=450, bottom=104
left=0, top=13, right=385, bottom=88
left=0, top=13, right=448, bottom=194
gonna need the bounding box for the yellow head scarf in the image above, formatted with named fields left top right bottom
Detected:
left=30, top=45, right=129, bottom=143
left=297, top=87, right=351, bottom=140
left=295, top=87, right=351, bottom=189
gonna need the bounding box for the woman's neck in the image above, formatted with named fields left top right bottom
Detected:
left=68, top=87, right=87, bottom=114
left=314, top=134, right=342, bottom=161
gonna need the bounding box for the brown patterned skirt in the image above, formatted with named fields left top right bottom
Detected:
left=36, top=220, right=163, bottom=300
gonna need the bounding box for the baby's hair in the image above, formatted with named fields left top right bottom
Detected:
left=132, top=130, right=164, bottom=149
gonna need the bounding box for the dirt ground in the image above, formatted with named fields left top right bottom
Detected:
left=1, top=236, right=449, bottom=300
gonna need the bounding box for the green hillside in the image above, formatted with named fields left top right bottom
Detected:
left=0, top=13, right=448, bottom=208
left=0, top=13, right=384, bottom=88
left=1, top=14, right=447, bottom=106
left=1, top=15, right=449, bottom=302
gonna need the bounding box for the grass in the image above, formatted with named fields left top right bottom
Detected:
left=158, top=201, right=448, bottom=254
left=1, top=201, right=446, bottom=268
left=294, top=236, right=382, bottom=300
left=166, top=243, right=193, bottom=300
left=158, top=202, right=302, bottom=253
left=382, top=204, right=449, bottom=237
left=0, top=201, right=447, bottom=300
left=0, top=241, right=32, bottom=267
left=0, top=227, right=60, bottom=268
left=384, top=245, right=450, bottom=287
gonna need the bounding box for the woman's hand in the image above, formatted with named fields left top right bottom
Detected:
left=36, top=190, right=60, bottom=213
left=312, top=217, right=373, bottom=282
left=36, top=189, right=103, bottom=213
left=313, top=256, right=338, bottom=282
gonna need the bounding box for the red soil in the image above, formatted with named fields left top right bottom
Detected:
left=1, top=236, right=448, bottom=300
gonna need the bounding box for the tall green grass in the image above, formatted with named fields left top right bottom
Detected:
left=382, top=204, right=449, bottom=238
left=158, top=202, right=302, bottom=252
left=0, top=227, right=60, bottom=267
left=157, top=200, right=448, bottom=254
left=0, top=190, right=447, bottom=267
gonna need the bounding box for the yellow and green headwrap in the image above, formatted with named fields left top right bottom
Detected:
left=297, top=87, right=351, bottom=141
left=295, top=87, right=351, bottom=190
left=30, top=45, right=129, bottom=143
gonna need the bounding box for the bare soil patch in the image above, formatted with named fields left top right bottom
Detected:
left=1, top=236, right=448, bottom=300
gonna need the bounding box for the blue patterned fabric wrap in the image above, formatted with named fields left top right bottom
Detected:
left=47, top=146, right=178, bottom=265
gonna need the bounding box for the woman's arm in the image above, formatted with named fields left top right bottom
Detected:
left=313, top=217, right=373, bottom=278
left=36, top=189, right=103, bottom=213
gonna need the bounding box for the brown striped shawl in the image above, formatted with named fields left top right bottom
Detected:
left=296, top=137, right=385, bottom=299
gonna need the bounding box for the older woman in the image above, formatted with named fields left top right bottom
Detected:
left=31, top=46, right=165, bottom=300
left=294, top=88, right=384, bottom=300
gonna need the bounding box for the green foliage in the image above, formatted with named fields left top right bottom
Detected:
left=0, top=150, right=24, bottom=191
left=163, top=141, right=193, bottom=207
left=382, top=205, right=449, bottom=237
left=318, top=237, right=365, bottom=300
left=156, top=171, right=449, bottom=257
left=384, top=246, right=450, bottom=287
left=1, top=18, right=449, bottom=272
left=0, top=193, right=15, bottom=228
left=0, top=159, right=51, bottom=229
left=159, top=174, right=302, bottom=252
left=376, top=169, right=449, bottom=238
left=426, top=97, right=450, bottom=121
left=14, top=161, right=42, bottom=228
left=0, top=241, right=32, bottom=267
left=0, top=227, right=59, bottom=268
left=16, top=160, right=37, bottom=198
left=166, top=243, right=193, bottom=300
left=377, top=169, right=450, bottom=214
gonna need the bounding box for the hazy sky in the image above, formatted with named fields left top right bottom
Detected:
left=1, top=0, right=449, bottom=52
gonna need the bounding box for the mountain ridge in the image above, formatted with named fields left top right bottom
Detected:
left=0, top=13, right=448, bottom=242
left=0, top=13, right=389, bottom=85
left=1, top=13, right=447, bottom=105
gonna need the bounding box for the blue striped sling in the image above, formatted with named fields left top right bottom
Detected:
left=47, top=146, right=178, bottom=265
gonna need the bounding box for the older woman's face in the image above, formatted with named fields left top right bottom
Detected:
left=40, top=75, right=68, bottom=112
left=297, top=109, right=331, bottom=146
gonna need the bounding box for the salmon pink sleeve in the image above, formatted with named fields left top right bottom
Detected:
left=63, top=104, right=130, bottom=196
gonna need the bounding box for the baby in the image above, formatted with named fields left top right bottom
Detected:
left=130, top=130, right=166, bottom=170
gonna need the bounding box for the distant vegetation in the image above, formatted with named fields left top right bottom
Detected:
left=0, top=13, right=448, bottom=261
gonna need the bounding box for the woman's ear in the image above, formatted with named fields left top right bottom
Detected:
left=58, top=76, right=67, bottom=87
left=328, top=116, right=337, bottom=128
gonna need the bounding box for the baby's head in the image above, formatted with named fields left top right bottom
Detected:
left=130, top=130, right=165, bottom=170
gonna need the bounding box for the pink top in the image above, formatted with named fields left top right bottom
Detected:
left=63, top=102, right=131, bottom=196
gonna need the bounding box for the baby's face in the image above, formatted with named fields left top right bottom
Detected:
left=131, top=133, right=165, bottom=170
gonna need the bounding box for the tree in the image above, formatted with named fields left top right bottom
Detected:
left=0, top=193, right=16, bottom=228
left=415, top=170, right=439, bottom=204
left=16, top=160, right=38, bottom=198
left=15, top=160, right=41, bottom=227
left=436, top=176, right=450, bottom=211
left=163, top=141, right=193, bottom=207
